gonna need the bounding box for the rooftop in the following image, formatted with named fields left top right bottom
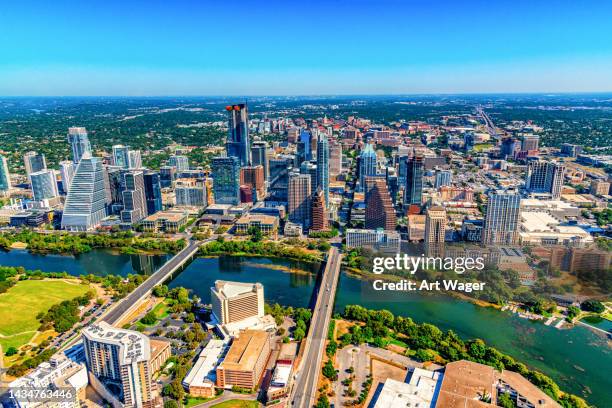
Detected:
left=218, top=330, right=270, bottom=372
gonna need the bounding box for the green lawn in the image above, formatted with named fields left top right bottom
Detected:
left=210, top=400, right=259, bottom=408
left=0, top=279, right=91, bottom=349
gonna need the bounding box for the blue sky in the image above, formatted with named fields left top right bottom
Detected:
left=1, top=0, right=611, bottom=95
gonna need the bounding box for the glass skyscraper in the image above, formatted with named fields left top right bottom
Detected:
left=225, top=104, right=251, bottom=166
left=404, top=155, right=424, bottom=206
left=30, top=169, right=59, bottom=200
left=144, top=172, right=162, bottom=215
left=67, top=127, right=91, bottom=164
left=358, top=143, right=377, bottom=192
left=61, top=155, right=107, bottom=231
left=212, top=156, right=240, bottom=205
left=481, top=190, right=521, bottom=245
left=316, top=134, right=329, bottom=207
left=0, top=156, right=11, bottom=192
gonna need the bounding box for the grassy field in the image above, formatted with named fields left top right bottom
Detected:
left=0, top=279, right=91, bottom=350
left=210, top=400, right=259, bottom=408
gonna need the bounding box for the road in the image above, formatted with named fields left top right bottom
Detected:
left=477, top=106, right=501, bottom=140
left=101, top=239, right=205, bottom=326
left=291, top=247, right=342, bottom=408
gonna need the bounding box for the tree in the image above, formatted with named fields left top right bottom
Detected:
left=164, top=400, right=179, bottom=408
left=5, top=346, right=18, bottom=356
left=498, top=392, right=517, bottom=408
left=140, top=311, right=157, bottom=325
left=315, top=394, right=330, bottom=408
left=153, top=285, right=169, bottom=297
left=580, top=300, right=605, bottom=313
left=247, top=226, right=263, bottom=242
left=414, top=348, right=435, bottom=362
left=322, top=359, right=337, bottom=381
left=294, top=327, right=306, bottom=341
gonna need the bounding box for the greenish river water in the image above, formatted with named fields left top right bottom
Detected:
left=1, top=250, right=609, bottom=406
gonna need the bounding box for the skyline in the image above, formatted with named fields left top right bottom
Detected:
left=1, top=0, right=612, bottom=95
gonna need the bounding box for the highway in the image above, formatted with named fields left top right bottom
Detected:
left=477, top=107, right=501, bottom=140
left=101, top=239, right=205, bottom=326
left=291, top=247, right=342, bottom=408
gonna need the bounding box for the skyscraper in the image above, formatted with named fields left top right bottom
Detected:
left=0, top=156, right=11, bottom=192
left=121, top=171, right=147, bottom=224
left=144, top=172, right=162, bottom=215
left=61, top=154, right=107, bottom=231
left=481, top=190, right=521, bottom=245
left=300, top=161, right=318, bottom=195
left=112, top=145, right=131, bottom=169
left=82, top=322, right=155, bottom=408
left=159, top=165, right=176, bottom=188
left=425, top=206, right=446, bottom=245
left=358, top=144, right=377, bottom=191
left=169, top=155, right=189, bottom=171
left=525, top=160, right=565, bottom=199
left=316, top=134, right=329, bottom=207
left=23, top=151, right=46, bottom=181
left=212, top=156, right=240, bottom=205
left=311, top=188, right=329, bottom=231
left=129, top=150, right=142, bottom=169
left=251, top=141, right=269, bottom=180
left=59, top=160, right=75, bottom=194
left=176, top=178, right=207, bottom=207
left=521, top=135, right=540, bottom=153
left=404, top=154, right=424, bottom=206
left=30, top=169, right=59, bottom=201
left=365, top=177, right=396, bottom=231
left=434, top=170, right=452, bottom=188
left=225, top=104, right=251, bottom=166
left=297, top=130, right=313, bottom=164
left=329, top=141, right=343, bottom=177
left=67, top=127, right=91, bottom=164
left=288, top=173, right=311, bottom=229
left=240, top=165, right=265, bottom=201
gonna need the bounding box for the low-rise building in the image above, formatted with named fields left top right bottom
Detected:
left=216, top=330, right=272, bottom=390
left=345, top=228, right=401, bottom=253
left=373, top=368, right=442, bottom=408
left=149, top=338, right=171, bottom=374
left=235, top=214, right=279, bottom=237
left=183, top=339, right=230, bottom=398
left=284, top=222, right=303, bottom=237
left=140, top=210, right=188, bottom=233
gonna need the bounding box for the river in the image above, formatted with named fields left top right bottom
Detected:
left=1, top=250, right=610, bottom=406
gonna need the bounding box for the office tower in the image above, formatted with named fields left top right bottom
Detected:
left=212, top=156, right=240, bottom=205
left=67, top=127, right=91, bottom=164
left=297, top=130, right=313, bottom=164
left=59, top=160, right=75, bottom=194
left=521, top=135, right=539, bottom=152
left=358, top=144, right=377, bottom=191
left=287, top=127, right=300, bottom=144
left=30, top=170, right=59, bottom=201
left=225, top=104, right=251, bottom=166
left=61, top=154, right=107, bottom=231
left=112, top=145, right=131, bottom=169
left=425, top=206, right=446, bottom=245
left=560, top=143, right=582, bottom=158
left=386, top=168, right=399, bottom=205
left=175, top=179, right=207, bottom=207
left=23, top=151, right=46, bottom=180
left=210, top=280, right=264, bottom=325
left=240, top=165, right=265, bottom=201
left=310, top=188, right=329, bottom=231
left=435, top=170, right=452, bottom=188
left=365, top=177, right=397, bottom=231
left=105, top=166, right=124, bottom=205
left=501, top=137, right=520, bottom=159
left=143, top=172, right=162, bottom=215
left=121, top=171, right=147, bottom=223
left=239, top=185, right=253, bottom=203
left=0, top=156, right=11, bottom=192
left=288, top=173, right=311, bottom=228
left=316, top=134, right=329, bottom=207
left=329, top=141, right=343, bottom=177
left=299, top=161, right=317, bottom=194
left=251, top=141, right=269, bottom=180
left=159, top=165, right=176, bottom=188
left=404, top=154, right=424, bottom=206
left=168, top=155, right=189, bottom=171
left=481, top=190, right=521, bottom=245
left=82, top=322, right=154, bottom=408
left=129, top=150, right=142, bottom=169
left=525, top=160, right=565, bottom=199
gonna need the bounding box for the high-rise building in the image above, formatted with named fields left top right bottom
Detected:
left=288, top=173, right=311, bottom=229
left=316, top=134, right=329, bottom=207
left=0, top=156, right=11, bottom=192
left=23, top=151, right=46, bottom=181
left=500, top=137, right=520, bottom=159
left=212, top=156, right=240, bottom=205
left=297, top=130, right=313, bottom=164
left=365, top=176, right=397, bottom=231
left=329, top=141, right=343, bottom=177
left=240, top=165, right=265, bottom=201
left=175, top=178, right=207, bottom=207
left=82, top=322, right=155, bottom=408
left=225, top=104, right=251, bottom=166
left=404, top=155, right=424, bottom=206
left=112, top=145, right=131, bottom=169
left=30, top=169, right=59, bottom=201
left=67, top=127, right=91, bottom=164
left=434, top=170, right=452, bottom=188
left=210, top=280, right=264, bottom=325
left=143, top=172, right=162, bottom=215
left=311, top=188, right=329, bottom=231
left=481, top=190, right=521, bottom=245
left=168, top=155, right=189, bottom=171
left=560, top=143, right=582, bottom=158
left=159, top=165, right=176, bottom=188
left=62, top=154, right=107, bottom=231
left=525, top=160, right=565, bottom=199
left=300, top=161, right=318, bottom=194
left=121, top=171, right=147, bottom=224
left=59, top=160, right=75, bottom=194
left=251, top=141, right=269, bottom=180
left=521, top=135, right=539, bottom=153
left=129, top=150, right=142, bottom=169
left=216, top=330, right=271, bottom=390
left=425, top=206, right=446, bottom=245
left=358, top=144, right=377, bottom=191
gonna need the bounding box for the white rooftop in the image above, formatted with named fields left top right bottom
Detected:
left=183, top=339, right=229, bottom=389
left=373, top=368, right=442, bottom=408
